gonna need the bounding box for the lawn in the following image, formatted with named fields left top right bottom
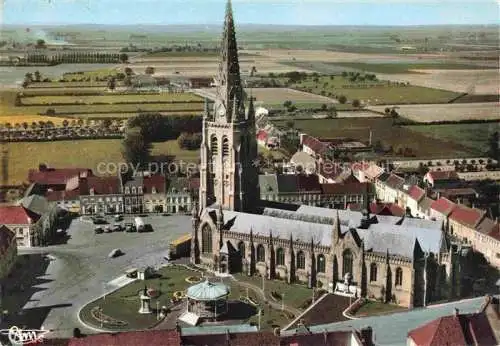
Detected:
left=21, top=93, right=202, bottom=105
left=292, top=75, right=460, bottom=105
left=271, top=117, right=473, bottom=158
left=406, top=123, right=498, bottom=155
left=329, top=62, right=498, bottom=74
left=353, top=300, right=407, bottom=317
left=5, top=139, right=199, bottom=185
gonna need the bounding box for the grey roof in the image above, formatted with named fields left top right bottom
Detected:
left=295, top=205, right=363, bottom=229
left=18, top=195, right=49, bottom=216
left=259, top=174, right=278, bottom=194
left=358, top=228, right=417, bottom=258
left=375, top=215, right=404, bottom=225
left=377, top=172, right=390, bottom=182
left=290, top=151, right=316, bottom=167
left=401, top=218, right=442, bottom=231
left=368, top=223, right=443, bottom=254
left=186, top=279, right=230, bottom=301
left=181, top=324, right=258, bottom=336
left=282, top=296, right=487, bottom=346
left=277, top=174, right=298, bottom=193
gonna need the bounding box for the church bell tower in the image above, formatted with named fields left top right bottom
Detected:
left=199, top=0, right=259, bottom=212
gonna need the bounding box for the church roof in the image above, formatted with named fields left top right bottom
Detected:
left=186, top=279, right=230, bottom=301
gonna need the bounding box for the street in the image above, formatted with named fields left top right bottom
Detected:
left=10, top=214, right=192, bottom=339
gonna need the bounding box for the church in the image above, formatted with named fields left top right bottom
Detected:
left=190, top=0, right=463, bottom=308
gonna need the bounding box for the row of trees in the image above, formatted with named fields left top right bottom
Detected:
left=177, top=132, right=202, bottom=150
left=127, top=113, right=202, bottom=142
left=25, top=52, right=128, bottom=64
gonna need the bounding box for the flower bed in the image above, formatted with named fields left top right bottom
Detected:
left=185, top=276, right=202, bottom=284
left=147, top=288, right=159, bottom=298
left=173, top=291, right=186, bottom=299
left=90, top=307, right=128, bottom=327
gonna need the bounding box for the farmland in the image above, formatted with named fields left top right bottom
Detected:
left=406, top=123, right=498, bottom=155
left=21, top=93, right=202, bottom=105
left=329, top=62, right=498, bottom=74
left=369, top=103, right=500, bottom=123
left=4, top=139, right=199, bottom=185
left=271, top=117, right=473, bottom=158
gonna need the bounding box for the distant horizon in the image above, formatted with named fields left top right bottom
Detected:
left=2, top=0, right=499, bottom=26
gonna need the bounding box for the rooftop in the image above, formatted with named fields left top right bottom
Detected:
left=449, top=205, right=485, bottom=228
left=0, top=205, right=35, bottom=225
left=186, top=279, right=230, bottom=301
left=28, top=167, right=92, bottom=185
left=427, top=170, right=460, bottom=181
left=430, top=197, right=456, bottom=216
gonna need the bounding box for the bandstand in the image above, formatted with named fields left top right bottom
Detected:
left=179, top=279, right=230, bottom=326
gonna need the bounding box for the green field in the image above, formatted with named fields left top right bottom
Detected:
left=272, top=117, right=473, bottom=158
left=406, top=123, right=498, bottom=155
left=330, top=62, right=498, bottom=74
left=291, top=75, right=461, bottom=105
left=354, top=300, right=407, bottom=317
left=21, top=93, right=202, bottom=105
left=62, top=68, right=119, bottom=81
left=5, top=139, right=199, bottom=185
left=27, top=81, right=109, bottom=88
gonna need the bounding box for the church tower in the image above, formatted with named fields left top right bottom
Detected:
left=199, top=0, right=259, bottom=212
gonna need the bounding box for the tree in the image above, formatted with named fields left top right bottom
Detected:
left=486, top=131, right=499, bottom=161
left=124, top=67, right=133, bottom=76
left=286, top=121, right=295, bottom=130
left=338, top=95, right=347, bottom=104
left=283, top=100, right=292, bottom=108
left=35, top=39, right=46, bottom=49
left=352, top=99, right=361, bottom=108
left=119, top=53, right=129, bottom=63
left=121, top=127, right=152, bottom=169
left=145, top=66, right=155, bottom=75
left=341, top=71, right=348, bottom=78
left=34, top=70, right=41, bottom=82
left=107, top=76, right=116, bottom=91
left=327, top=105, right=337, bottom=118
left=62, top=119, right=69, bottom=127
left=77, top=119, right=84, bottom=127
left=321, top=103, right=327, bottom=111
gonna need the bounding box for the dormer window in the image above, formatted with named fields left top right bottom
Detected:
left=90, top=188, right=95, bottom=195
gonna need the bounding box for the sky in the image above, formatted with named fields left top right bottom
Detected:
left=1, top=0, right=499, bottom=26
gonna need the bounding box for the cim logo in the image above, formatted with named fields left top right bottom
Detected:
left=0, top=326, right=49, bottom=345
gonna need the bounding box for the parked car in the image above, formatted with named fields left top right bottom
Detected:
left=92, top=216, right=107, bottom=225
left=124, top=223, right=136, bottom=232
left=114, top=214, right=123, bottom=222
left=112, top=223, right=123, bottom=232
left=108, top=248, right=123, bottom=258
left=94, top=227, right=104, bottom=234
left=104, top=226, right=112, bottom=233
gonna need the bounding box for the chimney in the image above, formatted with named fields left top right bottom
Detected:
left=454, top=308, right=460, bottom=317
left=360, top=327, right=374, bottom=346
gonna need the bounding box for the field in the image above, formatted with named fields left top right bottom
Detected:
left=271, top=117, right=473, bottom=158
left=369, top=103, right=500, bottom=123
left=0, top=115, right=74, bottom=126
left=329, top=62, right=498, bottom=74
left=21, top=93, right=201, bottom=105
left=4, top=139, right=199, bottom=185
left=291, top=75, right=461, bottom=105
left=406, top=123, right=498, bottom=155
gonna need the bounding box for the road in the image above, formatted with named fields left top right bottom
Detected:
left=14, top=214, right=192, bottom=339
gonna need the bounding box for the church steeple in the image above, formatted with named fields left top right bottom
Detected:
left=214, top=0, right=245, bottom=123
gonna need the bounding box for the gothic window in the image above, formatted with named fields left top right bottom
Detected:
left=317, top=254, right=326, bottom=273
left=395, top=267, right=403, bottom=286
left=238, top=241, right=245, bottom=257
left=257, top=244, right=265, bottom=262
left=202, top=225, right=212, bottom=253
left=297, top=251, right=305, bottom=269
left=342, top=249, right=353, bottom=277
left=222, top=136, right=229, bottom=158
left=370, top=263, right=378, bottom=282
left=276, top=248, right=285, bottom=266
left=210, top=135, right=218, bottom=156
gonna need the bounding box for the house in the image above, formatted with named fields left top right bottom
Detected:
left=448, top=205, right=486, bottom=243
left=79, top=176, right=123, bottom=215
left=143, top=174, right=167, bottom=213
left=17, top=194, right=50, bottom=218
left=122, top=175, right=144, bottom=214
left=321, top=182, right=375, bottom=209
left=400, top=185, right=426, bottom=217
left=166, top=177, right=193, bottom=214
left=434, top=187, right=478, bottom=207
left=0, top=225, right=17, bottom=279
left=28, top=166, right=92, bottom=192
left=301, top=134, right=328, bottom=158
left=0, top=206, right=38, bottom=247
left=429, top=197, right=456, bottom=222
left=375, top=173, right=405, bottom=203
left=407, top=296, right=499, bottom=346
left=259, top=174, right=322, bottom=205
left=352, top=163, right=384, bottom=183
left=424, top=170, right=460, bottom=188
left=318, top=160, right=356, bottom=184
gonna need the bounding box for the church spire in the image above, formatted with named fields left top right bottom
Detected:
left=214, top=0, right=244, bottom=123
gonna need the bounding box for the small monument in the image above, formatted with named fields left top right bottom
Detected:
left=139, top=286, right=152, bottom=314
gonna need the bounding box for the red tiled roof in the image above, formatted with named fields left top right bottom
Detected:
left=68, top=330, right=181, bottom=346
left=0, top=206, right=33, bottom=225
left=302, top=134, right=328, bottom=155
left=349, top=202, right=405, bottom=217
left=256, top=130, right=268, bottom=141
left=427, top=170, right=459, bottom=181
left=487, top=222, right=500, bottom=241
left=0, top=225, right=15, bottom=257
left=449, top=205, right=485, bottom=228
left=430, top=197, right=456, bottom=216
left=436, top=188, right=478, bottom=197
left=297, top=174, right=321, bottom=192
left=283, top=330, right=352, bottom=346
left=321, top=182, right=373, bottom=195
left=384, top=173, right=405, bottom=189
left=45, top=189, right=80, bottom=201
left=143, top=174, right=166, bottom=194
left=407, top=185, right=426, bottom=202
left=408, top=315, right=468, bottom=346
left=351, top=162, right=371, bottom=172
left=80, top=176, right=121, bottom=195
left=28, top=168, right=92, bottom=185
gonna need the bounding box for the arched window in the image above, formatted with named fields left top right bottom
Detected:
left=238, top=241, right=245, bottom=257
left=395, top=267, right=403, bottom=286
left=317, top=254, right=326, bottom=273
left=342, top=249, right=353, bottom=277
left=296, top=251, right=305, bottom=269
left=257, top=244, right=265, bottom=262
left=222, top=136, right=229, bottom=158
left=370, top=263, right=377, bottom=282
left=276, top=248, right=285, bottom=266
left=201, top=225, right=212, bottom=253
left=210, top=135, right=218, bottom=156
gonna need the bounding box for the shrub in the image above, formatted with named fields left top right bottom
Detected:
left=338, top=95, right=347, bottom=104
